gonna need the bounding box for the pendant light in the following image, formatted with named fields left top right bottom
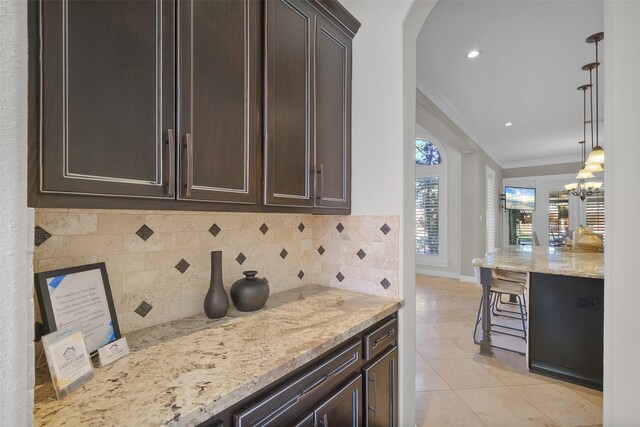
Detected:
left=585, top=32, right=605, bottom=168
left=565, top=85, right=602, bottom=201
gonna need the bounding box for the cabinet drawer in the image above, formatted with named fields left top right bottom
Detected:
left=364, top=319, right=397, bottom=361
left=235, top=340, right=362, bottom=426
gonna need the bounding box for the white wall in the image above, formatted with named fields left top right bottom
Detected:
left=0, top=1, right=33, bottom=424
left=340, top=1, right=436, bottom=424
left=603, top=1, right=640, bottom=424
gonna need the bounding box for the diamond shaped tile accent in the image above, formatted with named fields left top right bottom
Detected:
left=236, top=252, right=247, bottom=265
left=209, top=223, right=221, bottom=237
left=280, top=248, right=288, bottom=259
left=336, top=223, right=345, bottom=233
left=336, top=272, right=345, bottom=282
left=175, top=258, right=190, bottom=274
left=298, top=270, right=305, bottom=280
left=34, top=226, right=52, bottom=247
left=357, top=249, right=367, bottom=260
left=380, top=278, right=391, bottom=289
left=259, top=223, right=269, bottom=235
left=317, top=245, right=325, bottom=255
left=135, top=301, right=153, bottom=318
left=380, top=223, right=391, bottom=235
left=136, top=224, right=154, bottom=241
left=298, top=222, right=306, bottom=232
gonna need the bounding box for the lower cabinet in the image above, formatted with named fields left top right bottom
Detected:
left=363, top=347, right=398, bottom=427
left=206, top=315, right=398, bottom=427
left=314, top=376, right=362, bottom=427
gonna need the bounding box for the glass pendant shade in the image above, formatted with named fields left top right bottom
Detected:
left=585, top=181, right=603, bottom=190
left=576, top=169, right=595, bottom=180
left=564, top=183, right=578, bottom=191
left=586, top=146, right=605, bottom=164
left=584, top=161, right=604, bottom=173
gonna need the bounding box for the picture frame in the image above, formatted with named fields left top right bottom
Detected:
left=34, top=262, right=121, bottom=354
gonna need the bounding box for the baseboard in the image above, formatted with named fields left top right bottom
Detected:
left=458, top=275, right=476, bottom=284
left=415, top=267, right=460, bottom=279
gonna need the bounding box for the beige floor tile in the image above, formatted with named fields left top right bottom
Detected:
left=428, top=359, right=505, bottom=389
left=430, top=321, right=477, bottom=338
left=417, top=320, right=444, bottom=339
left=563, top=382, right=603, bottom=408
left=416, top=360, right=451, bottom=391
left=511, top=383, right=603, bottom=426
left=415, top=390, right=486, bottom=427
left=456, top=387, right=557, bottom=427
left=472, top=352, right=550, bottom=386
left=416, top=338, right=470, bottom=361
left=418, top=308, right=480, bottom=324
left=416, top=351, right=425, bottom=361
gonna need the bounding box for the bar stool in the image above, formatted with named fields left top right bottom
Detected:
left=472, top=259, right=527, bottom=353
left=484, top=249, right=528, bottom=319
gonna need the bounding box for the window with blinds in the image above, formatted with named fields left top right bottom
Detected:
left=486, top=167, right=496, bottom=253
left=586, top=190, right=605, bottom=239
left=549, top=190, right=570, bottom=246
left=416, top=176, right=439, bottom=255
left=508, top=210, right=533, bottom=245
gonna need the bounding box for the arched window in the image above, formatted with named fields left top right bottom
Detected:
left=415, top=136, right=448, bottom=267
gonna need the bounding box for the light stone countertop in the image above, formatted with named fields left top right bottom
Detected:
left=477, top=246, right=604, bottom=279
left=34, top=285, right=402, bottom=426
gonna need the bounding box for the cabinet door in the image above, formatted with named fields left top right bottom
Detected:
left=264, top=0, right=316, bottom=207
left=40, top=0, right=175, bottom=198
left=364, top=347, right=398, bottom=427
left=314, top=15, right=352, bottom=210
left=178, top=0, right=259, bottom=203
left=314, top=376, right=361, bottom=427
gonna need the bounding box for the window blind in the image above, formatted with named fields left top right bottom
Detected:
left=586, top=190, right=605, bottom=239
left=548, top=190, right=570, bottom=246
left=486, top=167, right=496, bottom=253
left=416, top=176, right=439, bottom=255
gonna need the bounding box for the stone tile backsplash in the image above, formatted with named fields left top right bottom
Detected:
left=33, top=209, right=399, bottom=333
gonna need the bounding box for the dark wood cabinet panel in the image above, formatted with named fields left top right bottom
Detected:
left=178, top=0, right=260, bottom=204
left=264, top=0, right=315, bottom=207
left=364, top=347, right=398, bottom=427
left=314, top=15, right=351, bottom=210
left=314, top=375, right=362, bottom=427
left=39, top=0, right=175, bottom=198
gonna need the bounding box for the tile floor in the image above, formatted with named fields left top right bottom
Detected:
left=415, top=275, right=603, bottom=427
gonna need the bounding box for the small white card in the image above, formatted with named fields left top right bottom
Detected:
left=42, top=326, right=94, bottom=399
left=98, top=337, right=130, bottom=367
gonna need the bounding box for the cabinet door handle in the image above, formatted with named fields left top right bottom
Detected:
left=368, top=373, right=377, bottom=413
left=317, top=164, right=324, bottom=205
left=165, top=129, right=175, bottom=196
left=183, top=133, right=193, bottom=197
left=372, top=328, right=395, bottom=349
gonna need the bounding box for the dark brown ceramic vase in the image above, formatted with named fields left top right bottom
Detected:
left=230, top=271, right=270, bottom=312
left=204, top=251, right=229, bottom=319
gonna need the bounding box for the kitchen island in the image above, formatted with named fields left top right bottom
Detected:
left=33, top=285, right=402, bottom=426
left=476, top=246, right=604, bottom=389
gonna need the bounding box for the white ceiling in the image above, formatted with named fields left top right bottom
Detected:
left=417, top=0, right=604, bottom=168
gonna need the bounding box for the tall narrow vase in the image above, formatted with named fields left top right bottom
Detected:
left=204, top=251, right=229, bottom=319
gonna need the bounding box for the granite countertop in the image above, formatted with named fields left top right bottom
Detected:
left=34, top=285, right=402, bottom=426
left=477, top=246, right=604, bottom=279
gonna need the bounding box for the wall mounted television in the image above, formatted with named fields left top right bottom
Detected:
left=505, top=186, right=536, bottom=211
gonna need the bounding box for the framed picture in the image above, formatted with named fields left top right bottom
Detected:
left=34, top=262, right=121, bottom=354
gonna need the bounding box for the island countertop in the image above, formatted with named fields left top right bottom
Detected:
left=34, top=285, right=402, bottom=427
left=476, top=246, right=604, bottom=279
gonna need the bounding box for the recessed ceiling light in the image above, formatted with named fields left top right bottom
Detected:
left=504, top=122, right=513, bottom=127
left=466, top=50, right=481, bottom=59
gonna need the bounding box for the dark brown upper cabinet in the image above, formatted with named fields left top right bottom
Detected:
left=39, top=0, right=176, bottom=199
left=264, top=0, right=356, bottom=211
left=32, top=0, right=359, bottom=213
left=177, top=0, right=260, bottom=204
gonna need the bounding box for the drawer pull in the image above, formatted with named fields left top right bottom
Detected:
left=372, top=328, right=395, bottom=349
left=297, top=374, right=330, bottom=401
